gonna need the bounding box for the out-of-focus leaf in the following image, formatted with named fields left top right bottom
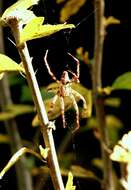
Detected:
left=59, top=153, right=75, bottom=168
left=65, top=172, right=76, bottom=190
left=110, top=131, right=131, bottom=163
left=32, top=83, right=92, bottom=127
left=76, top=47, right=89, bottom=64
left=6, top=104, right=34, bottom=116
left=0, top=134, right=10, bottom=144
left=70, top=165, right=97, bottom=179
left=112, top=72, right=131, bottom=90
left=0, top=54, right=25, bottom=76
left=0, top=147, right=42, bottom=179
left=0, top=73, right=4, bottom=80
left=20, top=16, right=75, bottom=44
left=56, top=0, right=66, bottom=4
left=92, top=158, right=103, bottom=170
left=0, top=112, right=15, bottom=121
left=87, top=115, right=123, bottom=144
left=104, top=97, right=121, bottom=108
left=0, top=104, right=34, bottom=121
left=104, top=16, right=120, bottom=28
left=60, top=0, right=86, bottom=22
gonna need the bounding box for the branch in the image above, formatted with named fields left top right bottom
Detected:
left=92, top=0, right=114, bottom=190
left=11, top=22, right=64, bottom=190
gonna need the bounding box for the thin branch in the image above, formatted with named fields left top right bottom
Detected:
left=92, top=0, right=114, bottom=190
left=11, top=21, right=64, bottom=190
left=0, top=2, right=33, bottom=190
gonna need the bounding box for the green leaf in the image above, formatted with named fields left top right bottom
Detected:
left=20, top=16, right=75, bottom=44
left=65, top=172, right=76, bottom=190
left=0, top=54, right=25, bottom=76
left=112, top=72, right=131, bottom=90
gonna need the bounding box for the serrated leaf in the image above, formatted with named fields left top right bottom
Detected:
left=60, top=0, right=86, bottom=22
left=1, top=0, right=39, bottom=20
left=65, top=172, right=76, bottom=190
left=0, top=54, right=25, bottom=75
left=112, top=72, right=131, bottom=90
left=20, top=16, right=75, bottom=44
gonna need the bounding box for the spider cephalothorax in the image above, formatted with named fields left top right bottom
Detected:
left=44, top=50, right=87, bottom=131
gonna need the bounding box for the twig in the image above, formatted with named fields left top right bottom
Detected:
left=92, top=0, right=114, bottom=190
left=0, top=2, right=33, bottom=190
left=11, top=20, right=64, bottom=190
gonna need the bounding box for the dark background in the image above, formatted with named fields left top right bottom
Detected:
left=0, top=0, right=130, bottom=189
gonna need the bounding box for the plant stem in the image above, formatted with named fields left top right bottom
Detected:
left=92, top=0, right=114, bottom=190
left=0, top=3, right=33, bottom=190
left=11, top=21, right=64, bottom=189
left=19, top=43, right=64, bottom=190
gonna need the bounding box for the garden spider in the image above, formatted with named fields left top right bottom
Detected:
left=44, top=50, right=87, bottom=131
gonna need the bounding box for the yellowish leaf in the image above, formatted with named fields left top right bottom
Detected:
left=39, top=145, right=49, bottom=159
left=60, top=0, right=86, bottom=22
left=65, top=172, right=76, bottom=190
left=0, top=73, right=4, bottom=80
left=110, top=131, right=131, bottom=163
left=20, top=16, right=75, bottom=44
left=0, top=134, right=10, bottom=144
left=1, top=0, right=39, bottom=20
left=0, top=54, right=25, bottom=74
left=104, top=16, right=120, bottom=28
left=0, top=147, right=43, bottom=179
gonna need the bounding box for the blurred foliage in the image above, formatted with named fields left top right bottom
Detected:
left=112, top=72, right=131, bottom=90
left=0, top=104, right=34, bottom=121
left=58, top=0, right=86, bottom=23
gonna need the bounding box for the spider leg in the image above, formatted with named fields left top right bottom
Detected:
left=70, top=94, right=80, bottom=131
left=44, top=50, right=59, bottom=83
left=48, top=94, right=58, bottom=115
left=72, top=89, right=87, bottom=110
left=59, top=96, right=66, bottom=128
left=68, top=53, right=80, bottom=79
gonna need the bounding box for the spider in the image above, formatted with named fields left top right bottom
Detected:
left=44, top=50, right=87, bottom=131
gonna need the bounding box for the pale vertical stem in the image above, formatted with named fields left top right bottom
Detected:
left=10, top=18, right=64, bottom=189
left=17, top=43, right=64, bottom=190
left=92, top=0, right=114, bottom=190
left=0, top=2, right=33, bottom=190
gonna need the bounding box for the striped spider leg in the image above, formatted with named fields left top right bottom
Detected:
left=44, top=50, right=87, bottom=131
